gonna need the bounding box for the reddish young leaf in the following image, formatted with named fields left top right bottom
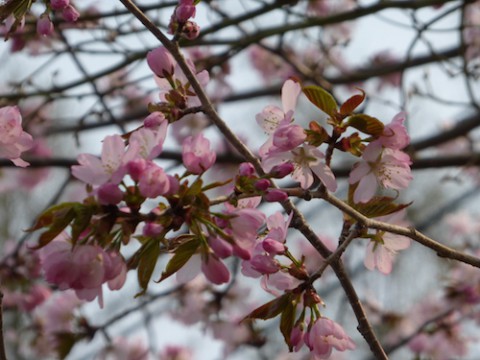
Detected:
left=339, top=89, right=366, bottom=115
left=243, top=293, right=291, bottom=321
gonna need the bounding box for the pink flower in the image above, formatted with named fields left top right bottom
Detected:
left=158, top=345, right=193, bottom=360
left=256, top=79, right=301, bottom=135
left=72, top=134, right=127, bottom=185
left=128, top=125, right=168, bottom=161
left=0, top=106, right=34, bottom=167
left=175, top=1, right=196, bottom=23
left=98, top=337, right=150, bottom=360
left=305, top=317, right=355, bottom=359
left=364, top=211, right=411, bottom=274
left=378, top=112, right=410, bottom=150
left=138, top=162, right=170, bottom=198
left=182, top=133, right=216, bottom=174
left=349, top=141, right=412, bottom=203
left=50, top=0, right=69, bottom=10
left=97, top=182, right=123, bottom=205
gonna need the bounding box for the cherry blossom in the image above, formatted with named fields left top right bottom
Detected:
left=0, top=106, right=34, bottom=167
left=349, top=142, right=412, bottom=203
left=364, top=211, right=411, bottom=274
left=304, top=317, right=355, bottom=359
left=182, top=133, right=216, bottom=174
left=72, top=134, right=127, bottom=186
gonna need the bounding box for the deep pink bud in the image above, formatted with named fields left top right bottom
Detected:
left=138, top=163, right=170, bottom=198
left=147, top=47, right=176, bottom=78
left=165, top=175, right=180, bottom=196
left=143, top=222, right=164, bottom=237
left=262, top=238, right=286, bottom=254
left=238, top=162, right=256, bottom=177
left=181, top=20, right=200, bottom=40
left=264, top=189, right=288, bottom=202
left=37, top=15, right=54, bottom=36
left=269, top=162, right=294, bottom=178
left=175, top=5, right=196, bottom=23
left=208, top=236, right=233, bottom=258
left=62, top=5, right=80, bottom=22
left=254, top=178, right=271, bottom=191
left=50, top=0, right=69, bottom=10
left=201, top=256, right=230, bottom=284
left=126, top=158, right=148, bottom=182
left=97, top=183, right=123, bottom=205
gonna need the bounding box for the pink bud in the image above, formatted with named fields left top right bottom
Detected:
left=254, top=178, right=271, bottom=191
left=262, top=238, right=286, bottom=254
left=147, top=47, right=176, bottom=78
left=97, top=183, right=123, bottom=205
left=201, top=256, right=230, bottom=284
left=138, top=163, right=170, bottom=198
left=269, top=162, right=294, bottom=178
left=62, top=5, right=80, bottom=22
left=264, top=189, right=288, bottom=202
left=143, top=222, right=164, bottom=237
left=208, top=236, right=233, bottom=258
left=181, top=20, right=200, bottom=40
left=238, top=162, right=256, bottom=177
left=175, top=4, right=196, bottom=23
left=126, top=158, right=148, bottom=182
left=50, top=0, right=69, bottom=10
left=37, top=15, right=54, bottom=36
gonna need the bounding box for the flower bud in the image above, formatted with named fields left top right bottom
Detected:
left=144, top=111, right=166, bottom=129
left=175, top=4, right=196, bottom=23
left=50, top=0, right=69, bottom=10
left=37, top=15, right=54, bottom=36
left=269, top=162, right=294, bottom=178
left=262, top=238, right=286, bottom=255
left=62, top=5, right=80, bottom=22
left=97, top=183, right=123, bottom=205
left=264, top=189, right=288, bottom=202
left=238, top=162, right=256, bottom=177
left=254, top=178, right=271, bottom=191
left=147, top=47, right=176, bottom=78
left=181, top=20, right=200, bottom=40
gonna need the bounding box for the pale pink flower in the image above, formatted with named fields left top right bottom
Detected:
left=128, top=125, right=168, bottom=161
left=72, top=134, right=127, bottom=185
left=305, top=317, right=355, bottom=359
left=0, top=106, right=34, bottom=167
left=378, top=112, right=410, bottom=150
left=256, top=79, right=301, bottom=135
left=138, top=162, right=170, bottom=198
left=182, top=133, right=216, bottom=174
left=364, top=211, right=411, bottom=274
left=349, top=142, right=412, bottom=203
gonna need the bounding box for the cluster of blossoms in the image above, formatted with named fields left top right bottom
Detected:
left=37, top=0, right=80, bottom=36
left=168, top=0, right=200, bottom=40
left=0, top=106, right=34, bottom=167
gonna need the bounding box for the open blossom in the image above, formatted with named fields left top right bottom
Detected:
left=0, top=106, right=34, bottom=167
left=40, top=234, right=127, bottom=307
left=72, top=134, right=127, bottom=186
left=364, top=211, right=411, bottom=274
left=349, top=141, right=412, bottom=203
left=378, top=112, right=410, bottom=150
left=182, top=133, right=216, bottom=174
left=304, top=317, right=355, bottom=359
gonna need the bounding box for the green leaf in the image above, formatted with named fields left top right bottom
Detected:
left=346, top=114, right=384, bottom=136
left=280, top=296, right=297, bottom=350
left=302, top=85, right=338, bottom=117
left=136, top=241, right=161, bottom=296
left=354, top=196, right=412, bottom=219
left=243, top=293, right=290, bottom=321
left=158, top=239, right=200, bottom=282
left=339, top=89, right=365, bottom=115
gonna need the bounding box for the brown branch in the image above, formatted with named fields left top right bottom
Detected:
left=0, top=290, right=7, bottom=360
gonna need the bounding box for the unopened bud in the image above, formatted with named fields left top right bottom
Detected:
left=269, top=162, right=294, bottom=178
left=264, top=189, right=288, bottom=202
